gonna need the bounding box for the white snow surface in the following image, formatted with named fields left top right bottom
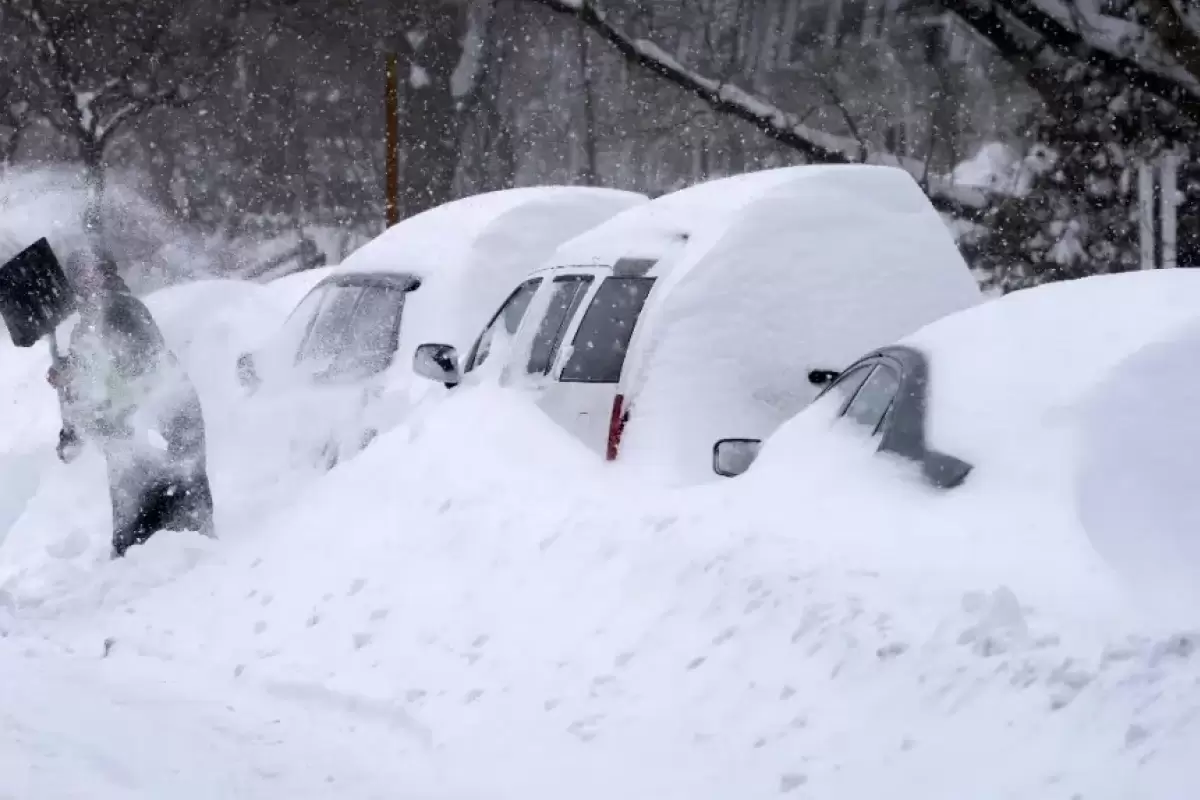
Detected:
left=1, top=270, right=1200, bottom=794
left=904, top=270, right=1200, bottom=467
left=613, top=165, right=983, bottom=481
left=1075, top=314, right=1200, bottom=623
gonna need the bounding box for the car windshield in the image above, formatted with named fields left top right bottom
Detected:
left=326, top=285, right=406, bottom=379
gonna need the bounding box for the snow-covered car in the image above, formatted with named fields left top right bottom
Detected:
left=712, top=270, right=1200, bottom=493
left=233, top=186, right=646, bottom=467
left=413, top=165, right=982, bottom=483
left=713, top=343, right=973, bottom=487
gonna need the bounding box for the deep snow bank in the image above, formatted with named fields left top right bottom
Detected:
left=6, top=378, right=1199, bottom=797
left=1075, top=318, right=1200, bottom=621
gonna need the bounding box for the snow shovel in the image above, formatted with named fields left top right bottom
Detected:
left=0, top=239, right=81, bottom=454
left=0, top=238, right=77, bottom=349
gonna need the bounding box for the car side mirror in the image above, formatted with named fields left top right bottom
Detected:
left=922, top=451, right=972, bottom=489
left=413, top=343, right=461, bottom=388
left=712, top=438, right=763, bottom=478
left=808, top=369, right=840, bottom=387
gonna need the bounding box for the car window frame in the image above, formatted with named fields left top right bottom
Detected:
left=839, top=362, right=902, bottom=436
left=464, top=277, right=544, bottom=374
left=524, top=274, right=596, bottom=377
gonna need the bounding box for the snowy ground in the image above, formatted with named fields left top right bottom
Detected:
left=2, top=278, right=1200, bottom=797
left=0, top=634, right=441, bottom=800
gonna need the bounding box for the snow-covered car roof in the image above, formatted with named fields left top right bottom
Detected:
left=549, top=168, right=810, bottom=268
left=902, top=269, right=1200, bottom=465
left=336, top=186, right=646, bottom=354
left=606, top=165, right=983, bottom=481
left=265, top=265, right=336, bottom=312
left=335, top=186, right=645, bottom=280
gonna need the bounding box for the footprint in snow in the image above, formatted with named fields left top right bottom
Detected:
left=369, top=608, right=389, bottom=622
left=348, top=578, right=367, bottom=596
left=567, top=715, right=604, bottom=742
left=779, top=774, right=807, bottom=792
left=253, top=621, right=267, bottom=634
left=713, top=626, right=737, bottom=645
left=352, top=632, right=373, bottom=649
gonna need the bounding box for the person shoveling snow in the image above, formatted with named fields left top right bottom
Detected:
left=0, top=239, right=215, bottom=558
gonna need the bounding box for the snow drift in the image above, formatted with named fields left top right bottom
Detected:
left=1075, top=316, right=1200, bottom=621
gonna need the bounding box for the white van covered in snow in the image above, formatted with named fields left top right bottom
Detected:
left=236, top=186, right=646, bottom=467
left=413, top=166, right=983, bottom=482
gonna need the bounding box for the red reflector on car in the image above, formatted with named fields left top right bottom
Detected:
left=606, top=394, right=626, bottom=462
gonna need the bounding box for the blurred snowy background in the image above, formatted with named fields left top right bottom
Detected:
left=2, top=0, right=1198, bottom=291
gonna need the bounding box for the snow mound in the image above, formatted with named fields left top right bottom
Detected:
left=6, top=374, right=1197, bottom=796
left=903, top=270, right=1200, bottom=469
left=1075, top=318, right=1200, bottom=621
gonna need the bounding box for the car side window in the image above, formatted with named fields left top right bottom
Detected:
left=525, top=275, right=594, bottom=375
left=820, top=364, right=873, bottom=415
left=465, top=278, right=542, bottom=373
left=842, top=364, right=901, bottom=434
left=298, top=284, right=364, bottom=366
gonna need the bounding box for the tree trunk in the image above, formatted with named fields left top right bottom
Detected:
left=578, top=27, right=599, bottom=185
left=80, top=136, right=108, bottom=258
left=397, top=2, right=469, bottom=218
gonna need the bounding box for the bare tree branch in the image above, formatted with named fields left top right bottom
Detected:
left=1142, top=0, right=1200, bottom=80
left=520, top=0, right=990, bottom=220
left=940, top=0, right=1200, bottom=120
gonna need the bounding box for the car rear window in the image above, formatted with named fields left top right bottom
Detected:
left=560, top=276, right=656, bottom=384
